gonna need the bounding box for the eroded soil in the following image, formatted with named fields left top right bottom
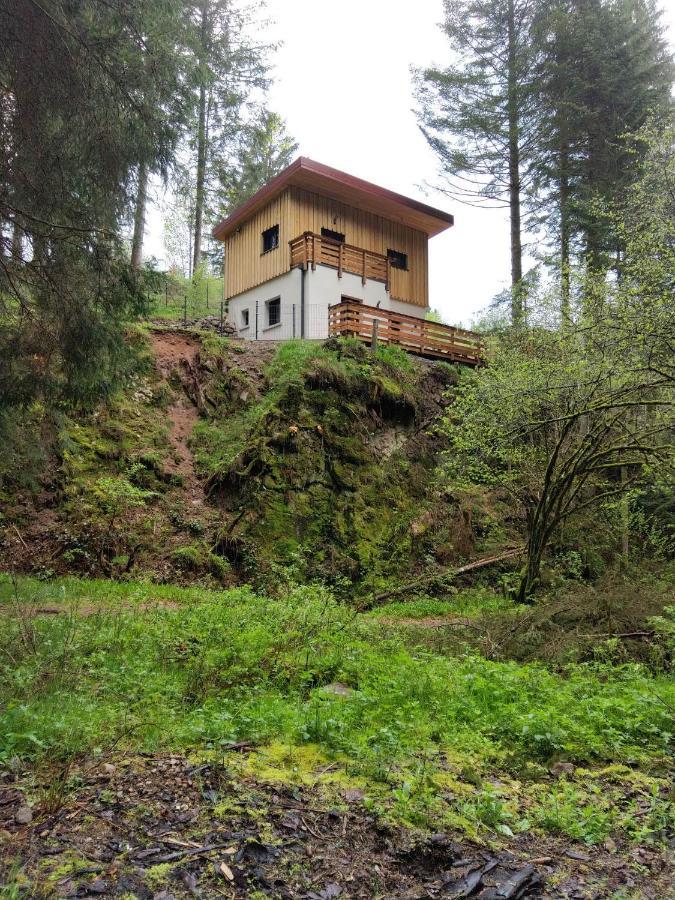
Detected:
left=2, top=754, right=672, bottom=899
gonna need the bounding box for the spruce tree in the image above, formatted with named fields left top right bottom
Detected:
left=414, top=0, right=540, bottom=325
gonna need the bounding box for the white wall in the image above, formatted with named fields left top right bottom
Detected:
left=226, top=264, right=427, bottom=341
left=226, top=269, right=302, bottom=340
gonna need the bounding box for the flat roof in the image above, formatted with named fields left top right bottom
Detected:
left=212, top=157, right=454, bottom=240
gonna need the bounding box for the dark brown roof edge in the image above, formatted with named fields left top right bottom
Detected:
left=212, top=156, right=454, bottom=240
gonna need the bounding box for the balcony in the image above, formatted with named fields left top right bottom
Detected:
left=328, top=299, right=483, bottom=365
left=290, top=231, right=391, bottom=289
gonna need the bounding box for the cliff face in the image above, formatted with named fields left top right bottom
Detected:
left=0, top=331, right=517, bottom=596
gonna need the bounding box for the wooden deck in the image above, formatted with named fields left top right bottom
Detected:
left=290, top=231, right=391, bottom=289
left=328, top=299, right=483, bottom=365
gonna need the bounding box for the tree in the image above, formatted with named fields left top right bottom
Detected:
left=441, top=123, right=675, bottom=600
left=0, top=0, right=186, bottom=409
left=414, top=0, right=540, bottom=325
left=443, top=324, right=672, bottom=601
left=213, top=109, right=298, bottom=214
left=186, top=0, right=275, bottom=273
left=531, top=0, right=673, bottom=312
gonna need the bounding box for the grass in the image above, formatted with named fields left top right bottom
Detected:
left=1, top=572, right=673, bottom=846
left=146, top=275, right=224, bottom=322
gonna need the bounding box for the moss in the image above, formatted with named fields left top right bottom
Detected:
left=144, top=863, right=174, bottom=890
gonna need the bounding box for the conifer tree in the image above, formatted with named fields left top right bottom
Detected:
left=414, top=0, right=540, bottom=325
left=186, top=0, right=275, bottom=273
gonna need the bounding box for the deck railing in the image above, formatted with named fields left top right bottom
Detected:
left=290, top=232, right=391, bottom=289
left=328, top=299, right=483, bottom=365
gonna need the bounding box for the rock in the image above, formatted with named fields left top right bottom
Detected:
left=321, top=682, right=354, bottom=697
left=550, top=761, right=575, bottom=777
left=343, top=788, right=364, bottom=802
left=86, top=880, right=107, bottom=895
left=15, top=805, right=32, bottom=825
left=102, top=763, right=116, bottom=775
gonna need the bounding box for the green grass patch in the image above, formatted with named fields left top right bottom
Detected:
left=1, top=573, right=673, bottom=845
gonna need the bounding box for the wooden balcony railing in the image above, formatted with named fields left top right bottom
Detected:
left=328, top=299, right=483, bottom=365
left=290, top=232, right=391, bottom=289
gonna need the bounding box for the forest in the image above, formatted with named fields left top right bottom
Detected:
left=0, top=0, right=674, bottom=897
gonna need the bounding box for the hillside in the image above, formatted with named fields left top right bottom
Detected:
left=0, top=329, right=517, bottom=597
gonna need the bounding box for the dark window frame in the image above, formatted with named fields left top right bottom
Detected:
left=265, top=296, right=281, bottom=328
left=321, top=227, right=346, bottom=243
left=240, top=308, right=250, bottom=329
left=387, top=248, right=408, bottom=271
left=262, top=224, right=280, bottom=254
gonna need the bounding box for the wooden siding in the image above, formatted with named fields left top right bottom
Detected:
left=223, top=189, right=294, bottom=300
left=223, top=186, right=430, bottom=307
left=289, top=187, right=428, bottom=308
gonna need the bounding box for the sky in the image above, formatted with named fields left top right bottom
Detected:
left=146, top=0, right=675, bottom=330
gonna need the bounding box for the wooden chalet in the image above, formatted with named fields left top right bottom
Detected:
left=212, top=157, right=481, bottom=364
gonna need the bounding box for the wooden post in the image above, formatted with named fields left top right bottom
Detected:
left=219, top=299, right=223, bottom=332
left=371, top=317, right=379, bottom=349
left=165, top=279, right=168, bottom=307
left=206, top=280, right=209, bottom=309
left=183, top=295, right=187, bottom=326
left=338, top=242, right=343, bottom=279
left=362, top=249, right=367, bottom=285
left=292, top=303, right=296, bottom=339
left=312, top=234, right=317, bottom=271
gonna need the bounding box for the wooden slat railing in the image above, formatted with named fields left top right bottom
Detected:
left=328, top=300, right=483, bottom=365
left=290, top=232, right=391, bottom=288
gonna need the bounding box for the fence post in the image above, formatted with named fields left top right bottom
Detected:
left=255, top=300, right=259, bottom=340
left=165, top=279, right=168, bottom=307
left=206, top=280, right=209, bottom=310
left=292, top=303, right=296, bottom=339
left=219, top=299, right=223, bottom=332
left=183, top=295, right=187, bottom=327
left=371, top=318, right=379, bottom=350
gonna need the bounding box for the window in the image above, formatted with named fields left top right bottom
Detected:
left=266, top=296, right=281, bottom=327
left=387, top=249, right=408, bottom=271
left=240, top=308, right=249, bottom=329
left=262, top=224, right=279, bottom=253
left=321, top=227, right=345, bottom=243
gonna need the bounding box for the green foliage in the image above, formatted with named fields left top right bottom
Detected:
left=0, top=574, right=673, bottom=845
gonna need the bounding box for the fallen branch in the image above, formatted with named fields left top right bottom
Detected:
left=365, top=547, right=525, bottom=609
left=141, top=841, right=236, bottom=864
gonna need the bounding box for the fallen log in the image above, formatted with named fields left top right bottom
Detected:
left=365, top=547, right=525, bottom=609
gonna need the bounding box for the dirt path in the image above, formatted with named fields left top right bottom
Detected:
left=149, top=331, right=204, bottom=502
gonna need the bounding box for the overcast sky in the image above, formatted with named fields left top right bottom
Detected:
left=145, top=0, right=675, bottom=329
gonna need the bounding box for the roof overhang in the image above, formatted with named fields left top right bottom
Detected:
left=212, top=157, right=454, bottom=241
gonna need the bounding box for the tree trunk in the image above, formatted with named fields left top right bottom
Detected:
left=506, top=0, right=524, bottom=326
left=559, top=141, right=571, bottom=324
left=131, top=162, right=148, bottom=271
left=192, top=1, right=209, bottom=276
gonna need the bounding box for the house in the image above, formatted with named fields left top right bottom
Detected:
left=212, top=157, right=481, bottom=364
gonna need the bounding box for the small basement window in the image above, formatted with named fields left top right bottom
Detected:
left=240, top=308, right=249, bottom=329
left=321, top=227, right=345, bottom=243
left=387, top=249, right=408, bottom=270
left=262, top=224, right=279, bottom=253
left=266, top=296, right=281, bottom=327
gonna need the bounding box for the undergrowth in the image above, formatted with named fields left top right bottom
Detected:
left=1, top=573, right=672, bottom=847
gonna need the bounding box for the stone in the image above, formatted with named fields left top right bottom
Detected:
left=15, top=805, right=32, bottom=825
